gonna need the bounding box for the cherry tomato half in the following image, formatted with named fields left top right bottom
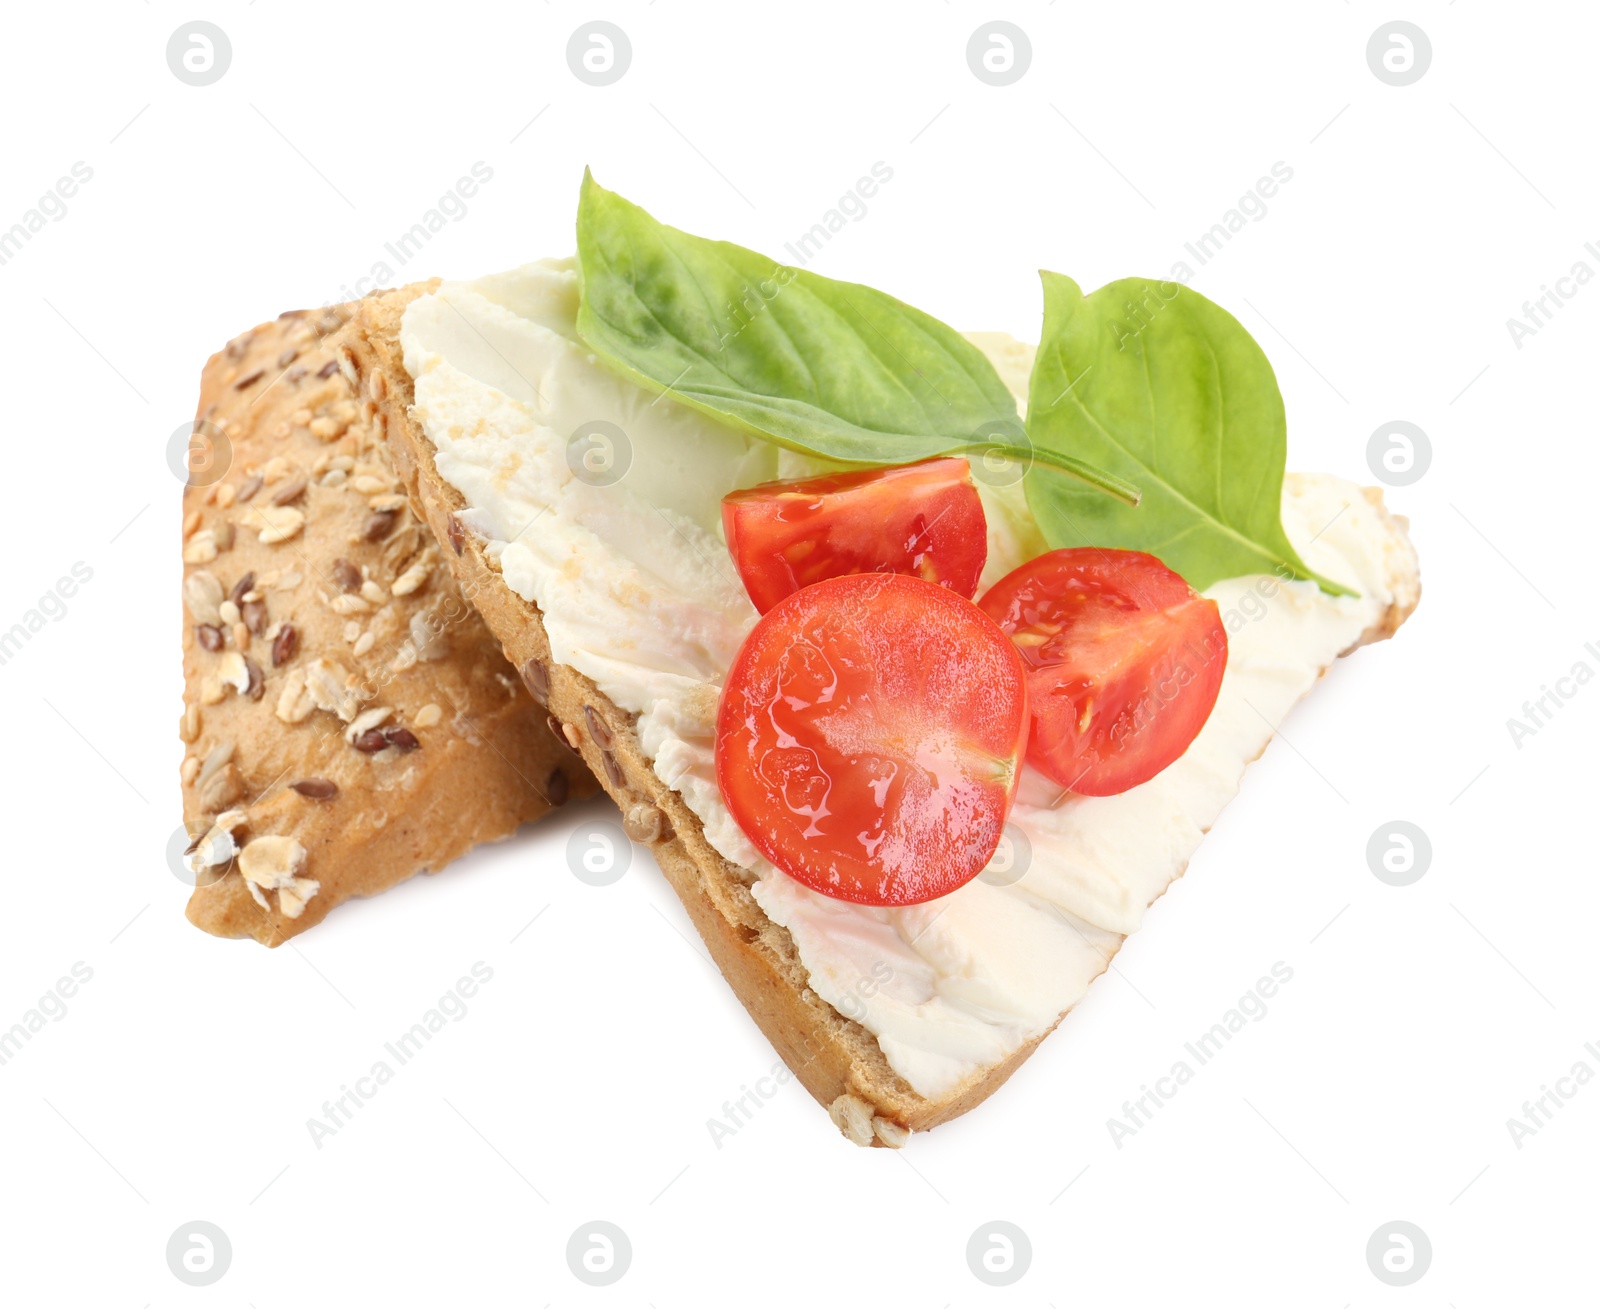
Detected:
left=977, top=549, right=1227, bottom=796
left=721, top=457, right=987, bottom=614
left=716, top=573, right=1029, bottom=905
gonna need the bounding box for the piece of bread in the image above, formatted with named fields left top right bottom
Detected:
left=352, top=284, right=1420, bottom=1144
left=180, top=301, right=597, bottom=946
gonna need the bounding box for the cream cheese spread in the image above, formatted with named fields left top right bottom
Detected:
left=401, top=259, right=1418, bottom=1100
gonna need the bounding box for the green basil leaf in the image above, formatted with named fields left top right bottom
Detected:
left=1025, top=271, right=1352, bottom=595
left=574, top=172, right=1138, bottom=503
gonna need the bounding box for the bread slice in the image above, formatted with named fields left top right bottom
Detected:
left=180, top=301, right=596, bottom=946
left=352, top=283, right=1420, bottom=1144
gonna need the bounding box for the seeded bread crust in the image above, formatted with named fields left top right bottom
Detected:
left=353, top=284, right=1421, bottom=1144
left=180, top=303, right=596, bottom=947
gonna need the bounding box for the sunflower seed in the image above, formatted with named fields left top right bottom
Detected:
left=184, top=569, right=225, bottom=624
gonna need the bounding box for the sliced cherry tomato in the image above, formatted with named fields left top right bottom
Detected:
left=977, top=549, right=1227, bottom=797
left=716, top=573, right=1028, bottom=906
left=721, top=457, right=987, bottom=614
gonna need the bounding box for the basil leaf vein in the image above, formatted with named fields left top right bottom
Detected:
left=574, top=172, right=1137, bottom=503
left=1025, top=271, right=1352, bottom=596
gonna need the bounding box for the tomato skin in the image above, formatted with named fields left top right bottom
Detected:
left=721, top=457, right=987, bottom=614
left=977, top=549, right=1227, bottom=797
left=715, top=573, right=1029, bottom=906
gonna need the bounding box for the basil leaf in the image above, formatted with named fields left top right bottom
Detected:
left=575, top=172, right=1137, bottom=503
left=1025, top=272, right=1351, bottom=595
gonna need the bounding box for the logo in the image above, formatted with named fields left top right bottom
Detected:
left=966, top=23, right=1032, bottom=86
left=1366, top=820, right=1431, bottom=887
left=166, top=22, right=232, bottom=86
left=566, top=820, right=632, bottom=887
left=566, top=421, right=633, bottom=487
left=566, top=1220, right=631, bottom=1285
left=167, top=418, right=232, bottom=486
left=1365, top=421, right=1431, bottom=487
left=166, top=1221, right=232, bottom=1286
left=966, top=1220, right=1032, bottom=1285
left=979, top=823, right=1032, bottom=887
left=567, top=23, right=632, bottom=86
left=1366, top=22, right=1432, bottom=86
left=1366, top=1220, right=1432, bottom=1285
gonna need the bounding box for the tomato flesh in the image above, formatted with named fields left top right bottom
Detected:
left=977, top=549, right=1227, bottom=796
left=721, top=457, right=987, bottom=614
left=716, top=573, right=1028, bottom=905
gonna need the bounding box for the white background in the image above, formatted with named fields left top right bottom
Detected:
left=1, top=1, right=1595, bottom=1304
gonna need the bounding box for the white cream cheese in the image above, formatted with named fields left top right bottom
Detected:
left=402, top=260, right=1419, bottom=1101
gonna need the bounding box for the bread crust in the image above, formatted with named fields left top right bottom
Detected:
left=353, top=284, right=1421, bottom=1141
left=180, top=302, right=596, bottom=946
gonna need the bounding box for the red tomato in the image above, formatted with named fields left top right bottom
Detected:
left=715, top=573, right=1029, bottom=906
left=721, top=457, right=987, bottom=614
left=977, top=549, right=1227, bottom=796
